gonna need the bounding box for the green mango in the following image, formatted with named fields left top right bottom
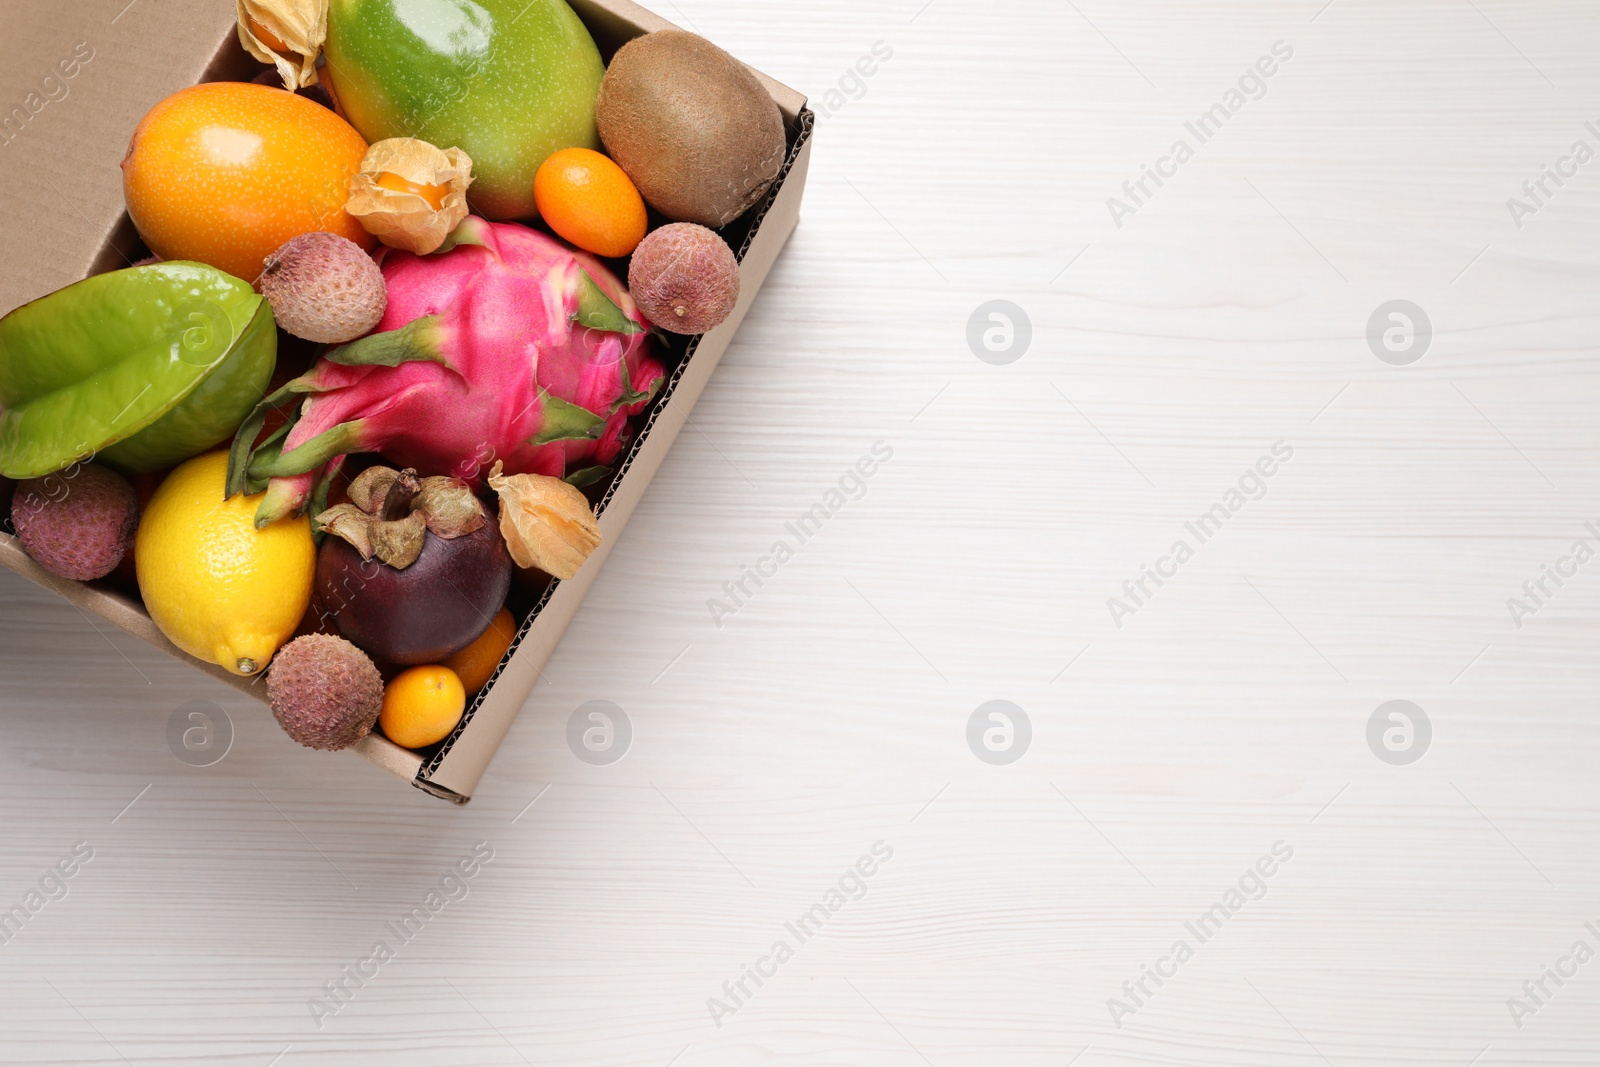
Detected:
left=324, top=0, right=606, bottom=221
left=0, top=263, right=276, bottom=479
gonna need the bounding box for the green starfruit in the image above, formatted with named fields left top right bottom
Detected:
left=0, top=262, right=276, bottom=479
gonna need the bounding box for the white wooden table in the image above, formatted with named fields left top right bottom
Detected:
left=4, top=1, right=1600, bottom=1063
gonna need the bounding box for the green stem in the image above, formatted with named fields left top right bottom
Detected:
left=323, top=315, right=450, bottom=370
left=247, top=420, right=369, bottom=479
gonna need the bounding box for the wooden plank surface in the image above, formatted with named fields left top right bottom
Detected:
left=3, top=0, right=1600, bottom=1063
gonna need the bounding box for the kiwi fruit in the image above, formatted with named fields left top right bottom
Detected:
left=596, top=30, right=787, bottom=228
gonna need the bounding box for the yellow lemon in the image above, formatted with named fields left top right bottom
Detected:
left=136, top=451, right=314, bottom=676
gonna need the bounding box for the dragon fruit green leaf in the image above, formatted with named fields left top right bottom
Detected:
left=564, top=465, right=613, bottom=489
left=574, top=270, right=644, bottom=336
left=249, top=420, right=372, bottom=481
left=321, top=315, right=453, bottom=370
left=225, top=374, right=332, bottom=499
left=530, top=392, right=606, bottom=446
left=430, top=216, right=493, bottom=255
left=610, top=356, right=652, bottom=414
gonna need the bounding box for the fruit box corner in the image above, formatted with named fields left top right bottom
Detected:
left=0, top=0, right=814, bottom=803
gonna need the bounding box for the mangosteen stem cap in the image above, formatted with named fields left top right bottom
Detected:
left=313, top=465, right=488, bottom=571
left=379, top=469, right=422, bottom=521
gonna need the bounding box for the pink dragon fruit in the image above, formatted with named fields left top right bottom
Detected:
left=229, top=218, right=665, bottom=526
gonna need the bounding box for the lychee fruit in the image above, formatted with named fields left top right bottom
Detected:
left=628, top=223, right=740, bottom=335
left=11, top=464, right=138, bottom=581
left=266, top=634, right=384, bottom=751
left=258, top=232, right=387, bottom=344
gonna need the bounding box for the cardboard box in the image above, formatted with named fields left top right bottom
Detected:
left=0, top=0, right=812, bottom=801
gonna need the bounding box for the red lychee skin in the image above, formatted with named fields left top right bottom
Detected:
left=627, top=223, right=740, bottom=335
left=11, top=464, right=138, bottom=582
left=266, top=634, right=383, bottom=751
left=259, top=231, right=387, bottom=344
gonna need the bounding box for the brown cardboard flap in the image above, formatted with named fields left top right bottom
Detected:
left=0, top=3, right=243, bottom=314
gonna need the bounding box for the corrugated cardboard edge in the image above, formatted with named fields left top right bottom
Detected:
left=416, top=118, right=813, bottom=802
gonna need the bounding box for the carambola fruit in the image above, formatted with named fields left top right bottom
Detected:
left=0, top=262, right=275, bottom=479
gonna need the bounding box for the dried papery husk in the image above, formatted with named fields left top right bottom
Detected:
left=415, top=476, right=486, bottom=538
left=486, top=462, right=601, bottom=580
left=236, top=0, right=326, bottom=90
left=369, top=512, right=427, bottom=569
left=346, top=465, right=398, bottom=515
left=346, top=139, right=474, bottom=255
left=314, top=503, right=375, bottom=559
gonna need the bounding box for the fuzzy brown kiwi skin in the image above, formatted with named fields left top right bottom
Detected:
left=596, top=30, right=786, bottom=228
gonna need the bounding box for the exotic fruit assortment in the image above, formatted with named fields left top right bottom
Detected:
left=0, top=0, right=787, bottom=758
